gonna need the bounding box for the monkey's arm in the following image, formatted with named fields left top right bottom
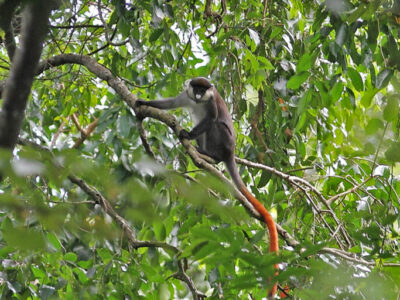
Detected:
left=136, top=91, right=191, bottom=110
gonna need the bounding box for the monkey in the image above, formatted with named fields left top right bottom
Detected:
left=136, top=77, right=279, bottom=297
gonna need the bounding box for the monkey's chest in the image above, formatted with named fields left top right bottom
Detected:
left=189, top=103, right=208, bottom=125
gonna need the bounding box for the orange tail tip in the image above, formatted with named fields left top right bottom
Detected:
left=225, top=156, right=279, bottom=298
left=239, top=185, right=279, bottom=298
left=268, top=283, right=278, bottom=298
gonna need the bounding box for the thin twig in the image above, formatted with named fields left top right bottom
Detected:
left=327, top=176, right=374, bottom=206
left=50, top=118, right=66, bottom=148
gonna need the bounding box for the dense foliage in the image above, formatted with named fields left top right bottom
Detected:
left=0, top=0, right=400, bottom=299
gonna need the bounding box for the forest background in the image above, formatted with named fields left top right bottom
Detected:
left=0, top=0, right=400, bottom=299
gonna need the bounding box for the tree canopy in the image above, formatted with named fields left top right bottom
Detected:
left=0, top=0, right=400, bottom=299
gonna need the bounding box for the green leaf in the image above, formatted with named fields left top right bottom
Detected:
left=193, top=242, right=217, bottom=260
left=385, top=142, right=400, bottom=162
left=287, top=72, right=310, bottom=90
left=300, top=242, right=326, bottom=257
left=297, top=89, right=312, bottom=115
left=257, top=56, right=274, bottom=70
left=296, top=112, right=308, bottom=131
left=73, top=267, right=89, bottom=284
left=375, top=69, right=393, bottom=89
left=360, top=88, right=378, bottom=108
left=153, top=221, right=166, bottom=240
left=297, top=53, right=313, bottom=72
left=97, top=248, right=113, bottom=264
left=31, top=266, right=46, bottom=279
left=191, top=226, right=220, bottom=241
left=149, top=28, right=163, bottom=42
left=347, top=68, right=363, bottom=91
left=163, top=50, right=174, bottom=67
left=383, top=95, right=399, bottom=122
left=331, top=81, right=343, bottom=103
left=367, top=20, right=378, bottom=46
left=117, top=19, right=131, bottom=37
left=64, top=252, right=78, bottom=262
left=365, top=118, right=383, bottom=135
left=117, top=113, right=130, bottom=138
left=3, top=227, right=45, bottom=250
left=39, top=285, right=56, bottom=300
left=270, top=27, right=283, bottom=39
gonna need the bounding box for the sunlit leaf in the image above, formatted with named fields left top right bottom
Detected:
left=331, top=81, right=343, bottom=102
left=47, top=232, right=62, bottom=250
left=297, top=53, right=313, bottom=72
left=153, top=221, right=166, bottom=241
left=287, top=72, right=310, bottom=89
left=360, top=88, right=378, bottom=107
left=347, top=68, right=363, bottom=91
left=64, top=252, right=78, bottom=262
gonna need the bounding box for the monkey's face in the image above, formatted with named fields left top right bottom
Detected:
left=188, top=84, right=214, bottom=102
left=194, top=86, right=210, bottom=100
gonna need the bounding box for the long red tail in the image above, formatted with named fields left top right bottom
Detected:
left=240, top=185, right=278, bottom=297
left=225, top=156, right=279, bottom=297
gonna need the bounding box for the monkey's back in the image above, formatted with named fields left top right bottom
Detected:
left=203, top=92, right=236, bottom=163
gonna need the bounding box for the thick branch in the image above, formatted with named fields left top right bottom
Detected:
left=0, top=0, right=19, bottom=60
left=0, top=0, right=55, bottom=150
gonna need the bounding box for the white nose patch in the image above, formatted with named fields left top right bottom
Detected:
left=196, top=94, right=201, bottom=100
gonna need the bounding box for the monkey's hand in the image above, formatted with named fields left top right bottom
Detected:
left=135, top=99, right=147, bottom=107
left=179, top=129, right=191, bottom=140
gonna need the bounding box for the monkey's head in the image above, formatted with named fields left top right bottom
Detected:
left=187, top=77, right=214, bottom=102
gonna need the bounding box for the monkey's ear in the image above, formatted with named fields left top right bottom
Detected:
left=184, top=79, right=192, bottom=89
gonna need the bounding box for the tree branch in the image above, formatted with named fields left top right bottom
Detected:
left=0, top=0, right=20, bottom=61
left=326, top=176, right=374, bottom=206
left=0, top=0, right=56, bottom=150
left=71, top=114, right=99, bottom=148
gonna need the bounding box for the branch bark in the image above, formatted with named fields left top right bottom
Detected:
left=0, top=0, right=20, bottom=61
left=0, top=0, right=56, bottom=150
